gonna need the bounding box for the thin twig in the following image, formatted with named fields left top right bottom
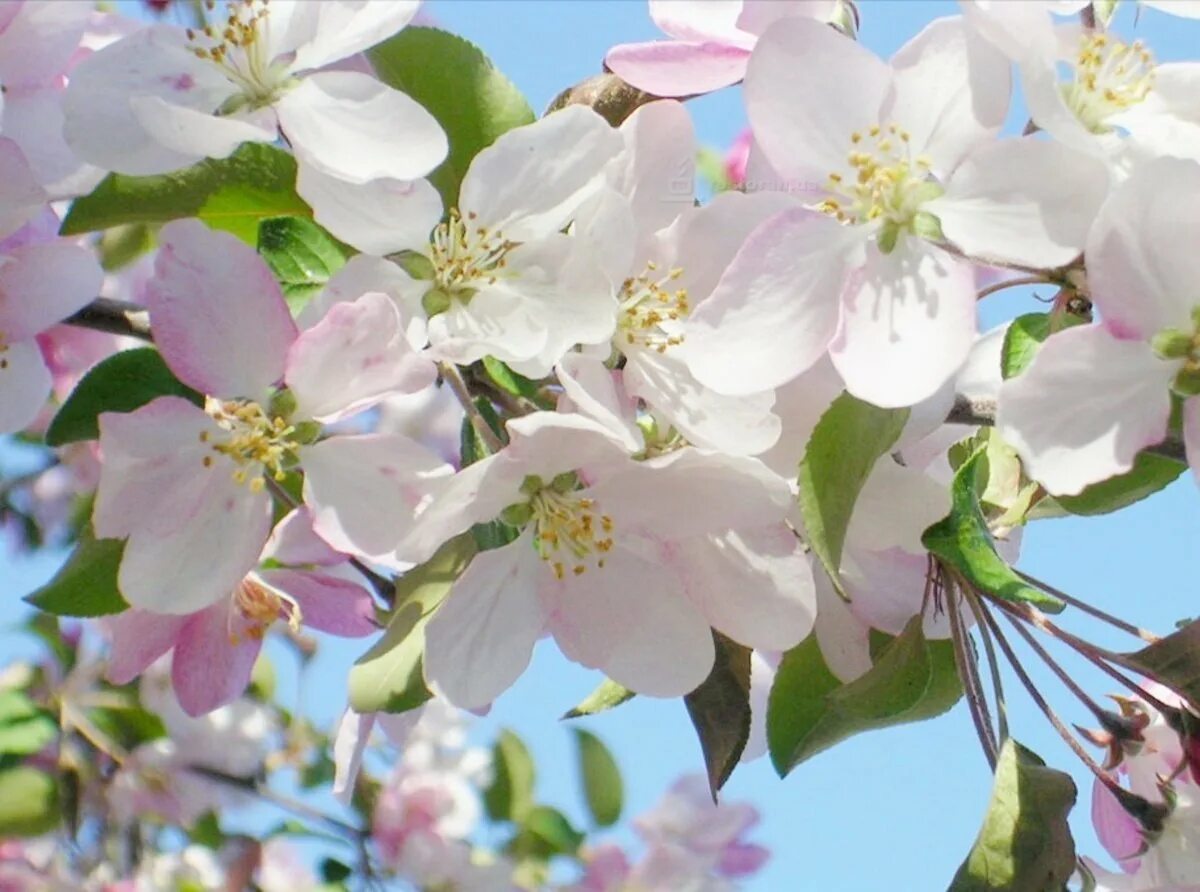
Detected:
left=976, top=275, right=1057, bottom=302
left=1013, top=569, right=1159, bottom=643
left=63, top=298, right=152, bottom=341
left=439, top=361, right=505, bottom=453
left=959, top=586, right=1009, bottom=744
left=944, top=574, right=999, bottom=769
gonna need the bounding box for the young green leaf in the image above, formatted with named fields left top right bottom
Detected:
left=257, top=216, right=350, bottom=315
left=573, top=728, right=623, bottom=827
left=347, top=535, right=476, bottom=714
left=684, top=631, right=752, bottom=799
left=0, top=692, right=57, bottom=757
left=1000, top=311, right=1087, bottom=380
left=366, top=27, right=535, bottom=208
left=45, top=347, right=203, bottom=447
left=24, top=525, right=128, bottom=618
left=798, top=392, right=909, bottom=597
left=948, top=740, right=1077, bottom=891
left=0, top=767, right=59, bottom=836
left=1056, top=451, right=1185, bottom=516
left=483, top=729, right=536, bottom=823
left=482, top=356, right=545, bottom=404
left=562, top=678, right=636, bottom=719
left=61, top=143, right=308, bottom=245
left=1123, top=618, right=1200, bottom=708
left=509, top=805, right=585, bottom=860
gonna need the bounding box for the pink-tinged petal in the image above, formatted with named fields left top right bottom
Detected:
left=605, top=41, right=750, bottom=97
left=275, top=71, right=447, bottom=185
left=286, top=0, right=421, bottom=72
left=1087, top=158, right=1200, bottom=340
left=757, top=357, right=844, bottom=478
left=649, top=0, right=751, bottom=44
left=264, top=507, right=344, bottom=566
left=331, top=708, right=377, bottom=805
left=1184, top=398, right=1200, bottom=489
left=886, top=17, right=1009, bottom=172
left=117, top=479, right=273, bottom=615
left=423, top=532, right=548, bottom=710
left=171, top=600, right=262, bottom=716
left=624, top=350, right=781, bottom=456
left=687, top=207, right=859, bottom=396
left=258, top=569, right=376, bottom=637
left=0, top=339, right=51, bottom=434
left=844, top=547, right=950, bottom=638
left=551, top=548, right=714, bottom=698
left=296, top=162, right=442, bottom=256
left=287, top=292, right=435, bottom=423
left=94, top=398, right=231, bottom=541
left=744, top=16, right=890, bottom=187
left=1092, top=777, right=1146, bottom=864
left=718, top=843, right=771, bottom=878
left=301, top=433, right=454, bottom=562
left=148, top=219, right=296, bottom=397
left=958, top=1, right=1059, bottom=65
left=301, top=253, right=429, bottom=330
left=426, top=288, right=548, bottom=370
left=460, top=106, right=624, bottom=239
left=849, top=457, right=949, bottom=555
left=129, top=95, right=277, bottom=161
left=813, top=570, right=873, bottom=683
left=0, top=243, right=103, bottom=340
left=556, top=353, right=644, bottom=453
left=996, top=325, right=1176, bottom=496
left=105, top=609, right=189, bottom=685
left=63, top=27, right=240, bottom=175
left=0, top=1, right=88, bottom=83
left=0, top=137, right=46, bottom=239
left=612, top=100, right=697, bottom=238
left=930, top=138, right=1110, bottom=270
left=831, top=242, right=977, bottom=409
left=505, top=408, right=635, bottom=476
left=669, top=526, right=815, bottom=651
left=3, top=88, right=94, bottom=195
left=736, top=0, right=838, bottom=34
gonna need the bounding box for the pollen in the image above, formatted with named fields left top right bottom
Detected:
left=528, top=484, right=615, bottom=577
left=186, top=0, right=284, bottom=108
left=617, top=261, right=689, bottom=354
left=203, top=398, right=298, bottom=489
left=1064, top=33, right=1156, bottom=133
left=229, top=575, right=303, bottom=645
left=428, top=208, right=517, bottom=304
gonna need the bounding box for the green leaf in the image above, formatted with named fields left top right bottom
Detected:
left=45, top=347, right=203, bottom=447
left=0, top=692, right=57, bottom=757
left=573, top=728, right=622, bottom=827
left=24, top=524, right=128, bottom=618
left=0, top=767, right=59, bottom=836
left=868, top=629, right=964, bottom=722
left=367, top=27, right=535, bottom=208
left=1001, top=312, right=1087, bottom=380
left=695, top=147, right=732, bottom=194
left=1057, top=451, right=1185, bottom=516
left=347, top=535, right=475, bottom=714
left=1122, top=618, right=1200, bottom=707
left=61, top=143, right=308, bottom=244
left=948, top=739, right=1077, bottom=891
left=98, top=223, right=156, bottom=272
left=562, top=678, right=635, bottom=719
left=483, top=729, right=536, bottom=823
left=768, top=618, right=960, bottom=776
left=684, top=631, right=752, bottom=798
left=922, top=450, right=1064, bottom=612
left=798, top=392, right=909, bottom=597
left=510, top=805, right=585, bottom=860
left=257, top=216, right=350, bottom=315
left=482, top=356, right=544, bottom=403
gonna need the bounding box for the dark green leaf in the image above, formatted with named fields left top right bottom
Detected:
left=0, top=767, right=59, bottom=836
left=573, top=728, right=622, bottom=827
left=347, top=535, right=475, bottom=714
left=189, top=812, right=224, bottom=848
left=367, top=27, right=535, bottom=208
left=1057, top=451, right=1185, bottom=516
left=922, top=451, right=1064, bottom=612
left=483, top=729, right=536, bottom=823
left=45, top=347, right=203, bottom=447
left=61, top=144, right=308, bottom=244
left=948, top=740, right=1077, bottom=891
left=684, top=631, right=752, bottom=798
left=562, top=678, right=635, bottom=719
left=769, top=618, right=959, bottom=776
left=257, top=216, right=350, bottom=315
left=320, top=859, right=353, bottom=883
left=24, top=524, right=128, bottom=618
left=1000, top=312, right=1087, bottom=380
left=1123, top=618, right=1200, bottom=708
left=798, top=392, right=909, bottom=597
left=0, top=692, right=57, bottom=757
left=482, top=356, right=544, bottom=402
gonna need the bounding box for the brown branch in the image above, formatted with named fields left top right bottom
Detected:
left=546, top=72, right=667, bottom=127
left=63, top=298, right=152, bottom=341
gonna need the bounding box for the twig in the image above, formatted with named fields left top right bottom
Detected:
left=63, top=298, right=152, bottom=341
left=959, top=586, right=1009, bottom=744
left=944, top=573, right=999, bottom=769
left=439, top=361, right=505, bottom=453
left=1013, top=569, right=1159, bottom=643
left=976, top=275, right=1058, bottom=301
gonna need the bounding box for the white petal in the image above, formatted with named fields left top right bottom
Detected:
left=0, top=0, right=89, bottom=85
left=286, top=292, right=436, bottom=423
left=426, top=288, right=548, bottom=369
left=610, top=100, right=696, bottom=240
left=0, top=138, right=45, bottom=239
left=650, top=0, right=751, bottom=44
left=460, top=106, right=624, bottom=238
left=848, top=457, right=949, bottom=555
left=831, top=243, right=977, bottom=408
left=1086, top=157, right=1200, bottom=339
left=843, top=547, right=949, bottom=638
left=556, top=353, right=644, bottom=453
left=505, top=411, right=634, bottom=476
left=296, top=162, right=441, bottom=256
left=813, top=570, right=872, bottom=683
left=276, top=71, right=447, bottom=184
left=930, top=138, right=1110, bottom=269
left=129, top=95, right=276, bottom=162
left=757, top=357, right=845, bottom=479
left=996, top=325, right=1176, bottom=495
left=0, top=339, right=50, bottom=434
left=886, top=16, right=1009, bottom=171
left=423, top=532, right=548, bottom=710
left=300, top=254, right=428, bottom=331
left=287, top=0, right=421, bottom=72
left=687, top=207, right=859, bottom=396
left=0, top=242, right=103, bottom=340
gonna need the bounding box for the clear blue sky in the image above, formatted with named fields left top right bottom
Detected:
left=7, top=1, right=1200, bottom=889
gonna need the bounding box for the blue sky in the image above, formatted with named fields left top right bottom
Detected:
left=7, top=1, right=1200, bottom=889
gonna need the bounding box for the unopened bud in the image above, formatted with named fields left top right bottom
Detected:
left=1152, top=328, right=1193, bottom=360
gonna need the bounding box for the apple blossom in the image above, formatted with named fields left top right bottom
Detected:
left=63, top=0, right=447, bottom=183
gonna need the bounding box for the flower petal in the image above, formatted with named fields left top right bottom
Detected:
left=611, top=100, right=697, bottom=238
left=0, top=242, right=103, bottom=340
left=813, top=570, right=872, bottom=683
left=286, top=0, right=421, bottom=72
left=996, top=325, right=1176, bottom=496
left=605, top=41, right=750, bottom=97
left=128, top=94, right=276, bottom=162
left=0, top=339, right=51, bottom=434
left=172, top=600, right=262, bottom=716
left=104, top=609, right=189, bottom=686
left=0, top=137, right=46, bottom=239
left=275, top=71, right=447, bottom=184
left=148, top=219, right=296, bottom=397
left=258, top=569, right=376, bottom=637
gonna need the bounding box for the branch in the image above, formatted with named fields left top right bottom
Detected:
left=64, top=298, right=152, bottom=341
left=546, top=72, right=667, bottom=126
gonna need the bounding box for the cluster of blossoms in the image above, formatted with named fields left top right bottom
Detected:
left=5, top=0, right=1200, bottom=887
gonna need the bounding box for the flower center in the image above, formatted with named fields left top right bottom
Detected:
left=201, top=398, right=297, bottom=492
left=1062, top=33, right=1156, bottom=134
left=617, top=261, right=689, bottom=354
left=423, top=209, right=517, bottom=313
left=505, top=474, right=615, bottom=580
left=1151, top=307, right=1200, bottom=397
left=187, top=0, right=288, bottom=108
left=229, top=575, right=302, bottom=645
left=818, top=123, right=943, bottom=251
